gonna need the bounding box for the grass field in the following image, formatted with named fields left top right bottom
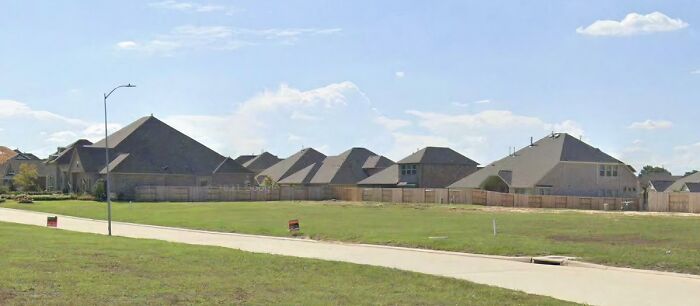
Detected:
left=0, top=221, right=572, bottom=305
left=4, top=200, right=700, bottom=275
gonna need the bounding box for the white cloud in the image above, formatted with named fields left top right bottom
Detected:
left=628, top=119, right=673, bottom=130
left=373, top=115, right=411, bottom=131
left=116, top=41, right=138, bottom=49
left=149, top=1, right=238, bottom=15
left=577, top=12, right=688, bottom=37
left=691, top=69, right=700, bottom=75
left=290, top=111, right=320, bottom=121
left=395, top=71, right=405, bottom=78
left=0, top=100, right=124, bottom=157
left=165, top=81, right=379, bottom=157
left=451, top=99, right=491, bottom=107
left=0, top=100, right=87, bottom=126
left=116, top=25, right=341, bottom=55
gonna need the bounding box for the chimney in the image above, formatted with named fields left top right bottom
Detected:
left=530, top=137, right=533, bottom=146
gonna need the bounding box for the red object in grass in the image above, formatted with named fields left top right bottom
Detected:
left=288, top=219, right=300, bottom=232
left=47, top=216, right=58, bottom=228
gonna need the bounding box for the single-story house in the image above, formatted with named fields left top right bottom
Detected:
left=448, top=133, right=638, bottom=197
left=276, top=147, right=394, bottom=186
left=46, top=115, right=253, bottom=198
left=358, top=147, right=479, bottom=188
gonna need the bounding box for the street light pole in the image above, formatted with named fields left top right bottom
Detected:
left=103, top=83, right=135, bottom=236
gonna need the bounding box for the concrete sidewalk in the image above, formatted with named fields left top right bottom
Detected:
left=1, top=207, right=699, bottom=306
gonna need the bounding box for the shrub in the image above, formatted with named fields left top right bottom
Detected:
left=0, top=198, right=6, bottom=204
left=31, top=194, right=73, bottom=201
left=93, top=179, right=106, bottom=201
left=0, top=185, right=9, bottom=194
left=77, top=194, right=96, bottom=201
left=16, top=195, right=33, bottom=204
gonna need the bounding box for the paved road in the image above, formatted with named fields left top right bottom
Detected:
left=2, top=207, right=700, bottom=306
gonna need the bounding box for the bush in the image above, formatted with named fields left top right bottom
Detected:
left=0, top=198, right=6, bottom=204
left=16, top=195, right=33, bottom=204
left=30, top=194, right=73, bottom=201
left=0, top=185, right=9, bottom=194
left=77, top=194, right=96, bottom=201
left=93, top=179, right=106, bottom=201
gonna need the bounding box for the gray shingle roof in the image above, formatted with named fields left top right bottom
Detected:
left=90, top=116, right=151, bottom=149
left=362, top=155, right=394, bottom=169
left=309, top=148, right=378, bottom=185
left=87, top=116, right=250, bottom=175
left=278, top=148, right=383, bottom=185
left=242, top=152, right=282, bottom=173
left=234, top=155, right=256, bottom=165
left=666, top=171, right=700, bottom=192
left=256, top=148, right=326, bottom=183
left=49, top=139, right=93, bottom=164
left=649, top=180, right=675, bottom=192
left=398, top=147, right=478, bottom=165
left=449, top=133, right=629, bottom=189
left=357, top=164, right=399, bottom=185
left=684, top=182, right=700, bottom=192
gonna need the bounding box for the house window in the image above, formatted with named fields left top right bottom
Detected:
left=605, top=165, right=612, bottom=177
left=612, top=166, right=618, bottom=177
left=599, top=165, right=605, bottom=177
left=400, top=164, right=417, bottom=175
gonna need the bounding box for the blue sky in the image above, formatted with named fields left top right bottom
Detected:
left=1, top=1, right=698, bottom=173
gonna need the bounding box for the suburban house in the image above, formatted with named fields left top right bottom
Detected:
left=448, top=133, right=638, bottom=197
left=662, top=171, right=700, bottom=192
left=0, top=146, right=48, bottom=190
left=234, top=152, right=282, bottom=177
left=46, top=115, right=253, bottom=198
left=276, top=147, right=394, bottom=186
left=358, top=147, right=479, bottom=188
left=256, top=148, right=326, bottom=185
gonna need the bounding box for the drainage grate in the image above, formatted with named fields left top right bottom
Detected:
left=531, top=256, right=570, bottom=265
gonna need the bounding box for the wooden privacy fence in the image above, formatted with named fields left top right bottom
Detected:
left=134, top=185, right=640, bottom=212
left=134, top=185, right=333, bottom=202
left=333, top=187, right=639, bottom=211
left=647, top=191, right=700, bottom=213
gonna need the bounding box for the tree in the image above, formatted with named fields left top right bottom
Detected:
left=260, top=175, right=277, bottom=188
left=684, top=170, right=699, bottom=177
left=13, top=163, right=40, bottom=191
left=639, top=165, right=671, bottom=177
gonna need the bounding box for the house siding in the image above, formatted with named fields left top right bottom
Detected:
left=537, top=162, right=638, bottom=197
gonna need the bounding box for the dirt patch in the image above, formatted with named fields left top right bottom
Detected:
left=549, top=234, right=667, bottom=246
left=0, top=290, right=16, bottom=303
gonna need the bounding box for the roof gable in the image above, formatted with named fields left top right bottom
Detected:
left=357, top=164, right=399, bottom=185
left=362, top=155, right=394, bottom=169
left=242, top=152, right=282, bottom=172
left=257, top=148, right=326, bottom=182
left=213, top=157, right=252, bottom=174
left=0, top=146, right=19, bottom=165
left=666, top=171, right=700, bottom=192
left=308, top=148, right=378, bottom=184
left=398, top=147, right=478, bottom=166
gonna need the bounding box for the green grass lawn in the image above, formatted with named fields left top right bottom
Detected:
left=5, top=200, right=700, bottom=274
left=0, top=222, right=572, bottom=305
